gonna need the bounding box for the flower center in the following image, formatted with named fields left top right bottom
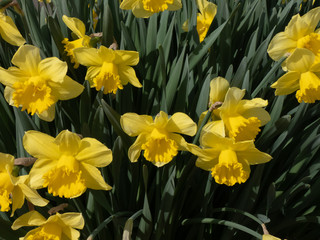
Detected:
left=26, top=223, right=62, bottom=240
left=296, top=71, right=320, bottom=103
left=142, top=0, right=173, bottom=12
left=224, top=115, right=261, bottom=141
left=42, top=155, right=86, bottom=198
left=12, top=76, right=56, bottom=115
left=0, top=171, right=15, bottom=211
left=93, top=62, right=123, bottom=94
left=141, top=128, right=178, bottom=167
left=297, top=33, right=320, bottom=62
left=211, top=149, right=249, bottom=186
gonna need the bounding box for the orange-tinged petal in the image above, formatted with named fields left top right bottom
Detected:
left=11, top=211, right=46, bottom=230
left=166, top=112, right=197, bottom=136
left=11, top=45, right=41, bottom=76
left=120, top=113, right=153, bottom=136
left=80, top=163, right=112, bottom=190
left=76, top=138, right=112, bottom=167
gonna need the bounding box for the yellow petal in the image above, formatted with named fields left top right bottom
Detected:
left=39, top=57, right=68, bottom=83
left=114, top=50, right=139, bottom=66
left=23, top=130, right=60, bottom=160
left=235, top=141, right=272, bottom=165
left=169, top=133, right=188, bottom=151
left=76, top=138, right=112, bottom=167
left=73, top=47, right=103, bottom=66
left=18, top=183, right=49, bottom=207
left=166, top=112, right=197, bottom=136
left=0, top=152, right=14, bottom=172
left=128, top=133, right=148, bottom=162
left=132, top=2, right=154, bottom=18
left=62, top=15, right=86, bottom=38
left=262, top=234, right=282, bottom=240
left=98, top=46, right=116, bottom=62
left=4, top=86, right=14, bottom=106
left=118, top=65, right=142, bottom=87
left=267, top=32, right=297, bottom=61
left=220, top=87, right=245, bottom=112
left=300, top=7, right=320, bottom=35
left=194, top=150, right=220, bottom=171
left=167, top=0, right=182, bottom=11
left=286, top=14, right=310, bottom=40
left=0, top=67, right=27, bottom=87
left=209, top=77, right=230, bottom=104
left=54, top=130, right=81, bottom=155
left=120, top=0, right=138, bottom=9
left=271, top=71, right=300, bottom=95
left=11, top=45, right=41, bottom=76
left=286, top=48, right=314, bottom=72
left=296, top=71, right=320, bottom=103
left=61, top=226, right=80, bottom=240
left=201, top=120, right=226, bottom=137
left=242, top=108, right=271, bottom=126
left=29, top=158, right=57, bottom=189
left=0, top=14, right=25, bottom=46
left=120, top=113, right=153, bottom=136
left=11, top=211, right=46, bottom=230
left=10, top=186, right=24, bottom=217
left=50, top=75, right=84, bottom=100
left=200, top=131, right=233, bottom=149
left=37, top=104, right=56, bottom=122
left=59, top=212, right=84, bottom=229
left=80, top=163, right=112, bottom=190
left=85, top=66, right=101, bottom=82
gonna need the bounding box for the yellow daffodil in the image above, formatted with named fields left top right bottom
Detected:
left=182, top=0, right=217, bottom=42
left=267, top=7, right=320, bottom=62
left=62, top=15, right=92, bottom=69
left=23, top=130, right=112, bottom=198
left=200, top=77, right=270, bottom=141
left=12, top=210, right=84, bottom=240
left=189, top=132, right=272, bottom=186
left=0, top=9, right=25, bottom=46
left=120, top=111, right=197, bottom=167
left=73, top=45, right=142, bottom=94
left=120, top=0, right=182, bottom=18
left=271, top=48, right=320, bottom=103
left=0, top=45, right=84, bottom=122
left=0, top=153, right=48, bottom=216
left=263, top=234, right=282, bottom=240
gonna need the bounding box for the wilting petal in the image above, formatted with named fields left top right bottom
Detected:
left=271, top=71, right=300, bottom=95
left=80, top=163, right=112, bottom=190
left=166, top=112, right=197, bottom=136
left=120, top=113, right=153, bottom=136
left=11, top=211, right=46, bottom=230
left=77, top=138, right=112, bottom=167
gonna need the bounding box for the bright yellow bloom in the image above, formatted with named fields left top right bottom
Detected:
left=200, top=77, right=270, bottom=141
left=263, top=234, right=282, bottom=240
left=267, top=7, right=320, bottom=62
left=189, top=132, right=272, bottom=186
left=73, top=46, right=142, bottom=94
left=0, top=153, right=48, bottom=216
left=120, top=0, right=182, bottom=18
left=12, top=211, right=84, bottom=240
left=62, top=15, right=92, bottom=69
left=271, top=48, right=320, bottom=103
left=0, top=45, right=84, bottom=121
left=120, top=111, right=197, bottom=167
left=23, top=130, right=112, bottom=198
left=0, top=9, right=25, bottom=46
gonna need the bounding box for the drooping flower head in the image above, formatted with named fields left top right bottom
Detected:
left=120, top=0, right=182, bottom=18
left=267, top=7, right=320, bottom=62
left=0, top=153, right=48, bottom=216
left=62, top=15, right=92, bottom=68
left=271, top=48, right=320, bottom=103
left=120, top=111, right=197, bottom=167
left=0, top=45, right=84, bottom=121
left=23, top=130, right=113, bottom=198
left=12, top=211, right=84, bottom=240
left=189, top=132, right=272, bottom=186
left=200, top=77, right=270, bottom=141
left=0, top=9, right=25, bottom=46
left=73, top=45, right=142, bottom=94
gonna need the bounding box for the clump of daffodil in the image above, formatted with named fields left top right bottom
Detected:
left=182, top=0, right=217, bottom=42
left=267, top=7, right=320, bottom=62
left=0, top=45, right=84, bottom=122
left=271, top=48, right=320, bottom=103
left=0, top=8, right=25, bottom=46
left=0, top=153, right=48, bottom=216
left=12, top=210, right=84, bottom=240
left=73, top=45, right=142, bottom=94
left=189, top=132, right=272, bottom=186
left=200, top=77, right=270, bottom=141
left=62, top=15, right=92, bottom=69
left=120, top=0, right=182, bottom=18
left=120, top=111, right=197, bottom=167
left=23, top=130, right=112, bottom=198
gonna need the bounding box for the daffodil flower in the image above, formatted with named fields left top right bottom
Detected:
left=12, top=211, right=84, bottom=240
left=267, top=7, right=320, bottom=62
left=23, top=130, right=113, bottom=198
left=0, top=153, right=48, bottom=216
left=120, top=111, right=197, bottom=167
left=62, top=15, right=92, bottom=68
left=271, top=48, right=320, bottom=103
left=200, top=77, right=270, bottom=141
left=120, top=0, right=182, bottom=18
left=73, top=45, right=142, bottom=94
left=263, top=234, right=283, bottom=240
left=0, top=45, right=84, bottom=121
left=189, top=132, right=272, bottom=186
left=0, top=9, right=25, bottom=46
